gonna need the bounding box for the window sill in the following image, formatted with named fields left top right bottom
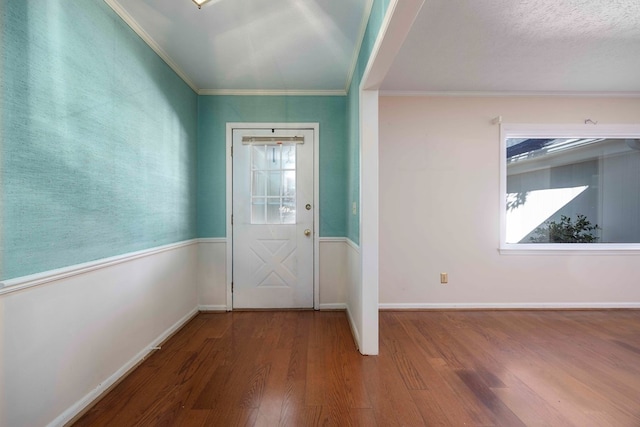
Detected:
left=499, top=244, right=640, bottom=255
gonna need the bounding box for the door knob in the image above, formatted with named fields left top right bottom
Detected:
left=305, top=204, right=312, bottom=210
left=304, top=229, right=311, bottom=236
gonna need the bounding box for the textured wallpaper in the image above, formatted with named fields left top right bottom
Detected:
left=1, top=1, right=198, bottom=280
left=197, top=95, right=348, bottom=238
left=0, top=0, right=389, bottom=279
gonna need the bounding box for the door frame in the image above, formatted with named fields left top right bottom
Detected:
left=225, top=122, right=320, bottom=310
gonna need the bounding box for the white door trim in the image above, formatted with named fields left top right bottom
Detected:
left=226, top=122, right=320, bottom=311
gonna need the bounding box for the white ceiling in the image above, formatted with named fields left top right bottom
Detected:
left=107, top=0, right=370, bottom=94
left=381, top=0, right=640, bottom=94
left=108, top=0, right=640, bottom=95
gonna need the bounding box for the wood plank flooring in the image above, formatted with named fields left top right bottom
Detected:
left=73, top=310, right=640, bottom=426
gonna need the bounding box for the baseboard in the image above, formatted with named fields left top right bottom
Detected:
left=379, top=90, right=640, bottom=98
left=198, top=304, right=347, bottom=311
left=319, top=303, right=347, bottom=310
left=198, top=305, right=228, bottom=312
left=345, top=305, right=361, bottom=351
left=54, top=308, right=199, bottom=427
left=379, top=302, right=640, bottom=310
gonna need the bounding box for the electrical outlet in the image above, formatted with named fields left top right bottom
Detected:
left=352, top=201, right=357, bottom=215
left=440, top=273, right=448, bottom=284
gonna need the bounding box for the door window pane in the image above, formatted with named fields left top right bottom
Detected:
left=283, top=145, right=296, bottom=169
left=251, top=146, right=268, bottom=170
left=268, top=172, right=282, bottom=197
left=283, top=171, right=295, bottom=197
left=266, top=200, right=282, bottom=223
left=267, top=146, right=281, bottom=170
left=251, top=198, right=266, bottom=224
left=282, top=198, right=296, bottom=224
left=252, top=171, right=266, bottom=197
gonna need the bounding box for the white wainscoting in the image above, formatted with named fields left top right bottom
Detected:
left=318, top=238, right=348, bottom=310
left=196, top=238, right=349, bottom=311
left=197, top=238, right=228, bottom=311
left=0, top=237, right=356, bottom=427
left=0, top=241, right=199, bottom=427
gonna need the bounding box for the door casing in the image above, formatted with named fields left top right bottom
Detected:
left=225, top=122, right=320, bottom=310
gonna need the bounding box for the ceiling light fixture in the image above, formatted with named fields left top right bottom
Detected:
left=192, top=0, right=212, bottom=9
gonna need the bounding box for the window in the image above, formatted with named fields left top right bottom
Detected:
left=500, top=124, right=640, bottom=251
left=250, top=143, right=297, bottom=224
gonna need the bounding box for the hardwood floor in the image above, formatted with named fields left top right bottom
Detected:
left=73, top=310, right=640, bottom=426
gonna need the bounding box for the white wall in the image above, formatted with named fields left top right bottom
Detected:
left=197, top=239, right=228, bottom=311
left=0, top=242, right=198, bottom=427
left=379, top=96, right=640, bottom=308
left=318, top=239, right=348, bottom=309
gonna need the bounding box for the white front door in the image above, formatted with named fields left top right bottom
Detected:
left=232, top=128, right=314, bottom=308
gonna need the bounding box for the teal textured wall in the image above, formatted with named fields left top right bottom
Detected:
left=1, top=1, right=198, bottom=280
left=346, top=0, right=391, bottom=244
left=197, top=95, right=347, bottom=238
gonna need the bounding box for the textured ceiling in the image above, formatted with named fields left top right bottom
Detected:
left=109, top=0, right=640, bottom=95
left=108, top=0, right=369, bottom=93
left=381, top=0, right=640, bottom=93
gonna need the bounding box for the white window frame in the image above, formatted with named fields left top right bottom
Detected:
left=499, top=123, right=640, bottom=255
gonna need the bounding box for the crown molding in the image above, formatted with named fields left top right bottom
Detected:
left=104, top=0, right=199, bottom=93
left=379, top=90, right=640, bottom=98
left=344, top=0, right=375, bottom=93
left=198, top=89, right=346, bottom=96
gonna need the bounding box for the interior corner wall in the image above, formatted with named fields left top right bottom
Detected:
left=195, top=95, right=349, bottom=309
left=343, top=0, right=391, bottom=352
left=196, top=95, right=347, bottom=239
left=379, top=96, right=640, bottom=307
